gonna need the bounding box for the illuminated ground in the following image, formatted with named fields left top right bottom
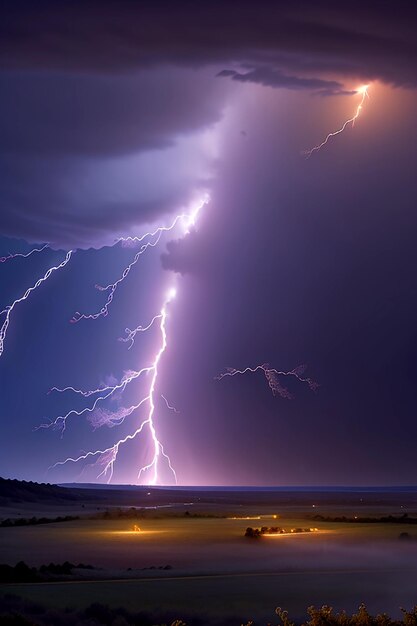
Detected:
left=1, top=489, right=417, bottom=623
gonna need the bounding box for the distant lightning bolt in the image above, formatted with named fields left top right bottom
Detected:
left=0, top=250, right=73, bottom=358
left=303, top=84, right=370, bottom=157
left=0, top=244, right=49, bottom=263
left=216, top=363, right=318, bottom=399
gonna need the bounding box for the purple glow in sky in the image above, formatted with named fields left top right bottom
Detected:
left=1, top=1, right=417, bottom=486
left=44, top=198, right=208, bottom=484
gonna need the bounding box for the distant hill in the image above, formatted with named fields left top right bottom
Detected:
left=0, top=477, right=90, bottom=505
left=3, top=478, right=417, bottom=512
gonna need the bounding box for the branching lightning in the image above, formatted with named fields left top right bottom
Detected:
left=0, top=244, right=49, bottom=263
left=40, top=365, right=153, bottom=434
left=71, top=197, right=207, bottom=323
left=48, top=196, right=209, bottom=484
left=118, top=313, right=163, bottom=349
left=70, top=235, right=164, bottom=323
left=50, top=416, right=152, bottom=483
left=303, top=84, right=370, bottom=157
left=0, top=250, right=73, bottom=358
left=137, top=288, right=177, bottom=484
left=48, top=289, right=177, bottom=484
left=216, top=363, right=318, bottom=399
left=3, top=186, right=317, bottom=485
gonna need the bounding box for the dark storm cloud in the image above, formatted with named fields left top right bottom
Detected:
left=0, top=167, right=201, bottom=248
left=1, top=0, right=416, bottom=247
left=0, top=67, right=225, bottom=246
left=217, top=68, right=352, bottom=95
left=0, top=70, right=225, bottom=157
left=1, top=0, right=417, bottom=87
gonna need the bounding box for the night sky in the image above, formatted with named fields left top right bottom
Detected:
left=1, top=1, right=417, bottom=486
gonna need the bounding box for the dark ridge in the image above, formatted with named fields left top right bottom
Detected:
left=0, top=477, right=99, bottom=505
left=3, top=478, right=417, bottom=511
left=312, top=513, right=417, bottom=524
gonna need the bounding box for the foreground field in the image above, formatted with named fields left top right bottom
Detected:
left=1, top=485, right=417, bottom=623
left=4, top=569, right=417, bottom=625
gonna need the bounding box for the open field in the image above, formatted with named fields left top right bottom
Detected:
left=4, top=569, right=417, bottom=625
left=1, top=516, right=416, bottom=572
left=1, top=484, right=417, bottom=623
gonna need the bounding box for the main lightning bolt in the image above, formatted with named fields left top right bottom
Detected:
left=216, top=363, right=318, bottom=399
left=137, top=287, right=177, bottom=484
left=303, top=84, right=370, bottom=157
left=48, top=196, right=208, bottom=484
left=0, top=250, right=73, bottom=358
left=49, top=289, right=177, bottom=484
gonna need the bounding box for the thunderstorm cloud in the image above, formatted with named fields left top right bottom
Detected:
left=1, top=0, right=417, bottom=247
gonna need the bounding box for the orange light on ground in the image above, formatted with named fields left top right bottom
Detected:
left=103, top=529, right=164, bottom=537
left=263, top=529, right=323, bottom=538
left=228, top=515, right=280, bottom=520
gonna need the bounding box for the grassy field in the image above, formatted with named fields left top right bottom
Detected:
left=3, top=569, right=417, bottom=624
left=1, top=514, right=412, bottom=569
left=2, top=486, right=417, bottom=623
left=2, top=513, right=417, bottom=623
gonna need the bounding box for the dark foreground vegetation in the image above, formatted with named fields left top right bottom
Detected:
left=0, top=479, right=86, bottom=506
left=0, top=562, right=94, bottom=584
left=274, top=605, right=417, bottom=626
left=96, top=508, right=226, bottom=520
left=0, top=599, right=416, bottom=626
left=0, top=516, right=79, bottom=528
left=0, top=561, right=175, bottom=583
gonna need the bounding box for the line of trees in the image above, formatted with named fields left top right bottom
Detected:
left=0, top=515, right=79, bottom=528
left=244, top=526, right=313, bottom=538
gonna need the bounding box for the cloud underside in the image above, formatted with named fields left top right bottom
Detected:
left=0, top=68, right=224, bottom=247
left=1, top=0, right=416, bottom=247
left=216, top=68, right=353, bottom=96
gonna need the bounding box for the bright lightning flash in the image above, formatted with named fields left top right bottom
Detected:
left=216, top=363, right=318, bottom=399
left=50, top=289, right=177, bottom=484
left=303, top=84, right=370, bottom=157
left=48, top=197, right=208, bottom=484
